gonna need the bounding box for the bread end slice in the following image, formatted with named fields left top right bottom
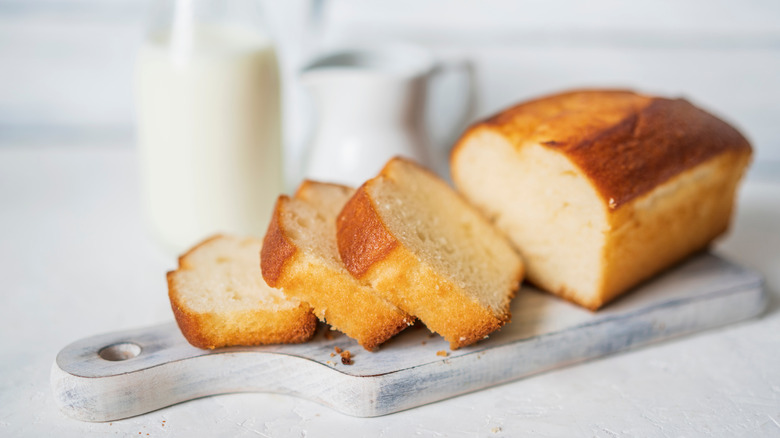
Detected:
left=168, top=235, right=317, bottom=349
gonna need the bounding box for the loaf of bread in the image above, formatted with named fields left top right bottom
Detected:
left=336, top=157, right=524, bottom=349
left=168, top=235, right=317, bottom=349
left=451, top=89, right=752, bottom=310
left=261, top=180, right=413, bottom=351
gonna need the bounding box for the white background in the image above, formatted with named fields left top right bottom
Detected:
left=1, top=0, right=779, bottom=182
left=1, top=2, right=779, bottom=437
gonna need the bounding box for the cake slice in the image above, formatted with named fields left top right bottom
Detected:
left=336, top=157, right=524, bottom=349
left=168, top=235, right=317, bottom=349
left=450, top=89, right=752, bottom=310
left=261, top=180, right=413, bottom=351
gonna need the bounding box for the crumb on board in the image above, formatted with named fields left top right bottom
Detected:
left=437, top=350, right=449, bottom=357
left=421, top=341, right=426, bottom=345
left=334, top=346, right=342, bottom=354
left=491, top=426, right=502, bottom=433
left=340, top=350, right=354, bottom=365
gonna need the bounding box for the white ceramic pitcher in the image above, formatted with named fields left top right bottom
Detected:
left=301, top=44, right=474, bottom=186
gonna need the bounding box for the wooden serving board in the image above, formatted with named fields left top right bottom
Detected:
left=51, top=253, right=766, bottom=422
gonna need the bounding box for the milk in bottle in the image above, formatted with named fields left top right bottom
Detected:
left=136, top=0, right=282, bottom=254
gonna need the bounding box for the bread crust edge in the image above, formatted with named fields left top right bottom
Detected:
left=451, top=89, right=752, bottom=211
left=336, top=182, right=399, bottom=278
left=167, top=250, right=317, bottom=350
left=261, top=196, right=299, bottom=288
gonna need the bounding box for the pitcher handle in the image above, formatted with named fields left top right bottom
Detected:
left=429, top=58, right=477, bottom=174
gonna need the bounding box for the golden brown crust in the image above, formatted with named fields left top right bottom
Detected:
left=336, top=185, right=398, bottom=278
left=260, top=196, right=298, bottom=287
left=467, top=89, right=752, bottom=209
left=358, top=318, right=410, bottom=351
left=596, top=149, right=751, bottom=308
left=169, top=302, right=317, bottom=349
left=168, top=270, right=212, bottom=348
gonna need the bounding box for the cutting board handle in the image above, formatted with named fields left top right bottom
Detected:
left=51, top=323, right=357, bottom=422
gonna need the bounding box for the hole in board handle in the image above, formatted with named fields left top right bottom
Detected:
left=99, top=342, right=142, bottom=361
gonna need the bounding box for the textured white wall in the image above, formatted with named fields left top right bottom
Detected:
left=1, top=0, right=778, bottom=172
left=316, top=1, right=780, bottom=166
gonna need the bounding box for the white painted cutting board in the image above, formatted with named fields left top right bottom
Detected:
left=51, top=253, right=765, bottom=422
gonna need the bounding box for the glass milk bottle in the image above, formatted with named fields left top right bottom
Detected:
left=136, top=0, right=282, bottom=254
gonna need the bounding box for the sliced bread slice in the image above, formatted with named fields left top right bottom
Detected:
left=261, top=180, right=413, bottom=351
left=168, top=234, right=317, bottom=349
left=336, top=157, right=524, bottom=349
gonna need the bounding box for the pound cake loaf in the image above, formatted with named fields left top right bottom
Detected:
left=261, top=181, right=413, bottom=351
left=336, top=157, right=524, bottom=349
left=451, top=89, right=752, bottom=310
left=168, top=235, right=317, bottom=349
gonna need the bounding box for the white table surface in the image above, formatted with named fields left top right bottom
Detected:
left=1, top=145, right=779, bottom=437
